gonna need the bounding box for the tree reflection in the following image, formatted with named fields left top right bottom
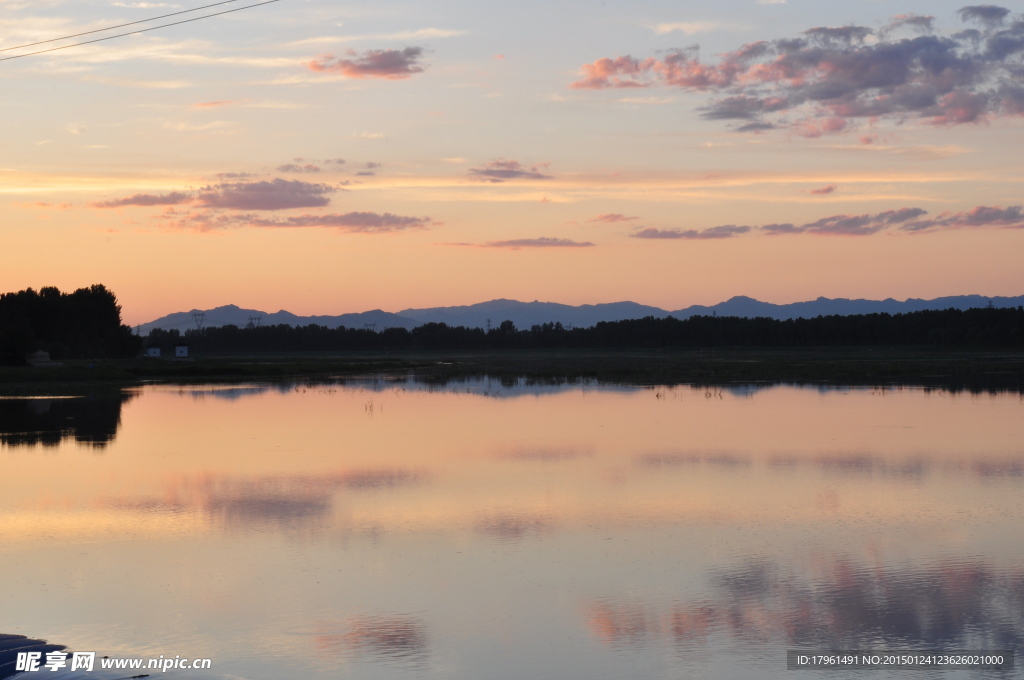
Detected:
left=0, top=393, right=136, bottom=449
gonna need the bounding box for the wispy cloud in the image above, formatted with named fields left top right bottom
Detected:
left=468, top=159, right=552, bottom=182
left=587, top=213, right=639, bottom=223
left=810, top=184, right=837, bottom=195
left=287, top=28, right=465, bottom=47
left=91, top=177, right=339, bottom=211
left=277, top=163, right=321, bottom=173
left=883, top=14, right=935, bottom=34
left=632, top=225, right=752, bottom=239
left=81, top=75, right=192, bottom=89
left=652, top=22, right=721, bottom=35
left=764, top=208, right=929, bottom=236
left=163, top=120, right=235, bottom=132
left=896, top=204, right=1024, bottom=232
left=631, top=205, right=1024, bottom=240
left=308, top=47, right=427, bottom=79
left=482, top=237, right=594, bottom=248
left=92, top=192, right=192, bottom=208
left=616, top=96, right=676, bottom=105
left=160, top=210, right=432, bottom=233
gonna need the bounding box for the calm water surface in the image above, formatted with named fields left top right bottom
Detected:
left=1, top=380, right=1023, bottom=679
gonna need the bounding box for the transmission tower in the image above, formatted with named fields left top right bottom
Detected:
left=364, top=323, right=377, bottom=332
left=247, top=315, right=263, bottom=329
left=192, top=312, right=206, bottom=331
left=486, top=318, right=492, bottom=332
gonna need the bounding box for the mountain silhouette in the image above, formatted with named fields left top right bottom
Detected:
left=138, top=294, right=1024, bottom=334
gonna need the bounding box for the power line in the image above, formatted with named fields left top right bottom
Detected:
left=0, top=0, right=281, bottom=63
left=1, top=0, right=249, bottom=53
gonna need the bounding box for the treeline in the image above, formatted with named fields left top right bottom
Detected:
left=148, top=306, right=1024, bottom=353
left=0, top=285, right=141, bottom=364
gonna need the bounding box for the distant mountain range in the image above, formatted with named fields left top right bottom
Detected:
left=137, top=294, right=1024, bottom=335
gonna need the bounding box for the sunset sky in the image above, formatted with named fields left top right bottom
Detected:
left=2, top=0, right=1022, bottom=325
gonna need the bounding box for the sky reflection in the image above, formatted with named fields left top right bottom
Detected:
left=586, top=555, right=1024, bottom=651
left=1, top=381, right=1022, bottom=679
left=311, top=615, right=429, bottom=666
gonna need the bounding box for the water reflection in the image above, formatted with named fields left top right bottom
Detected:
left=476, top=512, right=552, bottom=542
left=637, top=451, right=1024, bottom=482
left=102, top=468, right=426, bottom=531
left=499, top=446, right=592, bottom=462
left=587, top=556, right=1024, bottom=650
left=2, top=381, right=1023, bottom=680
left=312, top=615, right=429, bottom=665
left=0, top=393, right=136, bottom=448
left=588, top=600, right=661, bottom=648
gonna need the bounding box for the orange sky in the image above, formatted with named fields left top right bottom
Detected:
left=1, top=1, right=1022, bottom=324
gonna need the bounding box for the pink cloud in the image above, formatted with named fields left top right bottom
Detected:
left=277, top=163, right=321, bottom=173
left=764, top=207, right=929, bottom=236
left=587, top=213, right=639, bottom=223
left=810, top=184, right=837, bottom=195
left=483, top=237, right=594, bottom=248
left=158, top=210, right=432, bottom=233
left=197, top=178, right=335, bottom=210
left=632, top=225, right=752, bottom=239
left=569, top=55, right=657, bottom=90
left=308, top=47, right=426, bottom=79
left=571, top=9, right=1024, bottom=135
left=29, top=201, right=73, bottom=210
left=618, top=204, right=1024, bottom=241
left=92, top=192, right=193, bottom=208
left=193, top=100, right=234, bottom=108
left=900, top=205, right=1024, bottom=232
left=468, top=159, right=552, bottom=182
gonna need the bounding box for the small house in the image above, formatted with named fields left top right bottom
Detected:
left=27, top=350, right=53, bottom=366
left=146, top=347, right=161, bottom=358
left=174, top=344, right=189, bottom=358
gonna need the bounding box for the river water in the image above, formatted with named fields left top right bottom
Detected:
left=2, top=379, right=1022, bottom=679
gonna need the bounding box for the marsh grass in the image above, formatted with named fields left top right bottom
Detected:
left=1, top=347, right=1022, bottom=395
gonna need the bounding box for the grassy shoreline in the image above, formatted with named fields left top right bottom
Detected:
left=2, top=346, right=1023, bottom=394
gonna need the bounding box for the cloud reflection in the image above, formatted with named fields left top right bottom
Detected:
left=587, top=599, right=660, bottom=647
left=638, top=451, right=1024, bottom=482
left=476, top=512, right=552, bottom=542
left=585, top=556, right=1024, bottom=649
left=100, top=467, right=426, bottom=531
left=312, top=614, right=429, bottom=665
left=498, top=446, right=592, bottom=462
